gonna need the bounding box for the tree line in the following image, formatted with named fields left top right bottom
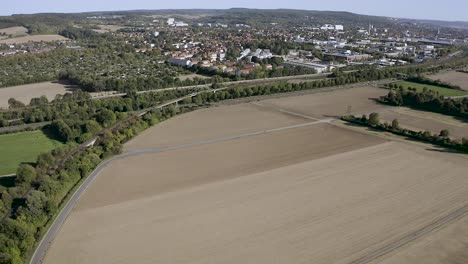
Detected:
left=342, top=113, right=468, bottom=153
left=380, top=88, right=468, bottom=119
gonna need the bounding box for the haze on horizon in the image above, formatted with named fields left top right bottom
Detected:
left=2, top=0, right=467, bottom=22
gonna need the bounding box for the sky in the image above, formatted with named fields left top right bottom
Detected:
left=2, top=0, right=467, bottom=22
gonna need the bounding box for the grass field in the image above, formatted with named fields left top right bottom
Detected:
left=0, top=130, right=62, bottom=175
left=396, top=81, right=468, bottom=96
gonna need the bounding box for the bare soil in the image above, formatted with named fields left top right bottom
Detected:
left=44, top=140, right=468, bottom=264
left=426, top=71, right=468, bottom=91
left=0, top=82, right=79, bottom=108
left=378, top=107, right=468, bottom=139
left=0, top=26, right=28, bottom=37
left=259, top=86, right=390, bottom=119
left=43, top=88, right=468, bottom=264
left=0, top=34, right=68, bottom=44
left=125, top=103, right=308, bottom=150
left=378, top=215, right=468, bottom=264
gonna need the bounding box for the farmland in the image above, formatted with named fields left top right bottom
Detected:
left=394, top=81, right=468, bottom=96
left=0, top=26, right=28, bottom=37
left=43, top=86, right=468, bottom=264
left=0, top=34, right=69, bottom=44
left=0, top=130, right=62, bottom=175
left=378, top=107, right=468, bottom=139
left=0, top=81, right=79, bottom=109
left=426, top=71, right=468, bottom=91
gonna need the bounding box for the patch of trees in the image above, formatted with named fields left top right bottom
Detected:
left=342, top=114, right=468, bottom=153
left=380, top=88, right=468, bottom=119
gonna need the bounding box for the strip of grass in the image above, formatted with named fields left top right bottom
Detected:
left=0, top=130, right=63, bottom=175
left=397, top=81, right=468, bottom=97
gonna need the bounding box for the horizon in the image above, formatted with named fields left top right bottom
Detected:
left=2, top=0, right=467, bottom=22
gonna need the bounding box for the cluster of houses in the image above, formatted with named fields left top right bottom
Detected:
left=0, top=42, right=64, bottom=57
left=169, top=48, right=277, bottom=76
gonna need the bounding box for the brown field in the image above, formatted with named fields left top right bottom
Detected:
left=258, top=86, right=390, bottom=119
left=0, top=82, right=79, bottom=108
left=0, top=34, right=68, bottom=44
left=378, top=107, right=468, bottom=139
left=0, top=26, right=28, bottom=37
left=379, top=216, right=468, bottom=264
left=43, top=87, right=468, bottom=264
left=426, top=71, right=468, bottom=91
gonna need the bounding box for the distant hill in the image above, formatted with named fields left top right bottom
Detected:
left=0, top=8, right=466, bottom=32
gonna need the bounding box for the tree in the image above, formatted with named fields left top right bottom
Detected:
left=96, top=109, right=116, bottom=127
left=391, top=119, right=400, bottom=130
left=36, top=152, right=55, bottom=170
left=8, top=98, right=25, bottom=109
left=439, top=129, right=450, bottom=138
left=422, top=131, right=432, bottom=138
left=15, top=164, right=36, bottom=186
left=462, top=137, right=468, bottom=147
left=368, top=113, right=380, bottom=126
left=360, top=114, right=367, bottom=123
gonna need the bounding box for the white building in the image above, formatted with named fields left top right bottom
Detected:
left=169, top=57, right=192, bottom=67
left=167, top=18, right=175, bottom=26
left=237, top=48, right=251, bottom=61
left=175, top=22, right=188, bottom=27
left=335, top=25, right=344, bottom=31
left=320, top=24, right=335, bottom=30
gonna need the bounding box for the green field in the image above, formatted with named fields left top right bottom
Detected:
left=396, top=81, right=468, bottom=97
left=0, top=130, right=63, bottom=175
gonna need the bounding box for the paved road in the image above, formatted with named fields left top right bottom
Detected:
left=30, top=118, right=331, bottom=264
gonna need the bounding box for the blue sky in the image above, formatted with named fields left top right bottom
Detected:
left=2, top=0, right=467, bottom=22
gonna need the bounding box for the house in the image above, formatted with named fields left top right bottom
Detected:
left=169, top=57, right=192, bottom=67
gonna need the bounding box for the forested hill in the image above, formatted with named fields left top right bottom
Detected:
left=0, top=8, right=449, bottom=32
left=1, top=8, right=466, bottom=35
